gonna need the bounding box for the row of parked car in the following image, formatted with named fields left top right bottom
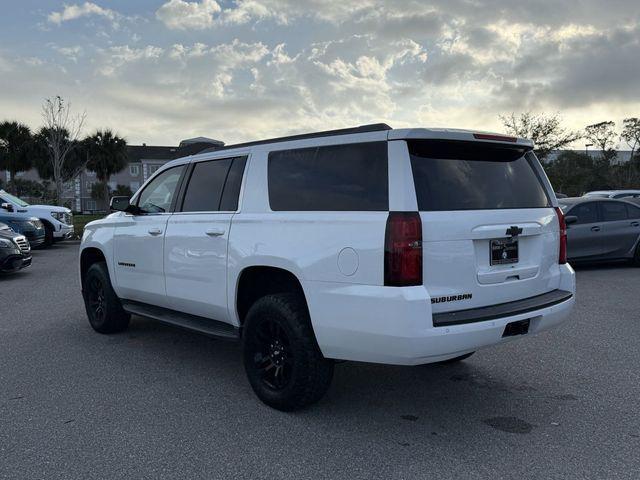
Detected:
left=558, top=189, right=640, bottom=264
left=0, top=189, right=74, bottom=274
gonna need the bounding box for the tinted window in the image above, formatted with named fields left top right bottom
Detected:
left=181, top=158, right=233, bottom=212
left=409, top=141, right=550, bottom=211
left=268, top=142, right=388, bottom=211
left=220, top=157, right=247, bottom=211
left=626, top=204, right=640, bottom=219
left=137, top=165, right=185, bottom=214
left=570, top=203, right=598, bottom=224
left=601, top=202, right=628, bottom=221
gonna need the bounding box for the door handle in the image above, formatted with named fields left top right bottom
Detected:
left=148, top=228, right=163, bottom=236
left=591, top=226, right=601, bottom=232
left=205, top=228, right=225, bottom=237
left=631, top=221, right=640, bottom=227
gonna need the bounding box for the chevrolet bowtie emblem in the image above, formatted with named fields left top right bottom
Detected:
left=506, top=226, right=523, bottom=237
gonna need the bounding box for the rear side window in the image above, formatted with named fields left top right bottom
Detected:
left=220, top=157, right=247, bottom=211
left=268, top=142, right=388, bottom=211
left=601, top=202, right=628, bottom=221
left=409, top=141, right=550, bottom=211
left=570, top=203, right=599, bottom=224
left=627, top=204, right=640, bottom=219
left=181, top=156, right=246, bottom=212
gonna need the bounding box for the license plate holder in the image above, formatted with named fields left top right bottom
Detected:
left=490, top=238, right=518, bottom=265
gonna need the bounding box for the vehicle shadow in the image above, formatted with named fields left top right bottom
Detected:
left=93, top=316, right=566, bottom=440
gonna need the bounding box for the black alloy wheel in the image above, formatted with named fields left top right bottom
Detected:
left=252, top=318, right=293, bottom=391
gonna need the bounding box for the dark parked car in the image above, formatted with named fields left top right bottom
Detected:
left=0, top=213, right=46, bottom=248
left=558, top=197, right=640, bottom=265
left=0, top=222, right=32, bottom=273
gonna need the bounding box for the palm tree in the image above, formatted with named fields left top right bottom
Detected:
left=0, top=121, right=33, bottom=192
left=85, top=130, right=128, bottom=209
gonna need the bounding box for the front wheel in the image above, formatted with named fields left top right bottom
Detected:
left=43, top=224, right=54, bottom=247
left=82, top=262, right=130, bottom=333
left=243, top=293, right=334, bottom=411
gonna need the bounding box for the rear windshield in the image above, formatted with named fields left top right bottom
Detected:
left=408, top=140, right=551, bottom=211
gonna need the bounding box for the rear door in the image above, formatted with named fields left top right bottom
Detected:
left=164, top=156, right=247, bottom=322
left=564, top=202, right=603, bottom=259
left=600, top=201, right=640, bottom=258
left=407, top=140, right=560, bottom=313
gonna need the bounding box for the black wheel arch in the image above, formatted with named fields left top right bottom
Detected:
left=80, top=247, right=108, bottom=287
left=236, top=266, right=308, bottom=328
left=39, top=218, right=55, bottom=231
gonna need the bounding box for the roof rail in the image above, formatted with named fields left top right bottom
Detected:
left=196, top=123, right=392, bottom=154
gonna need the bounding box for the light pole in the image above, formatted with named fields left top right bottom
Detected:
left=585, top=143, right=593, bottom=156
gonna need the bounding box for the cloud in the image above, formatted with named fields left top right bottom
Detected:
left=155, top=0, right=285, bottom=29
left=48, top=2, right=117, bottom=25
left=3, top=0, right=640, bottom=146
left=155, top=0, right=222, bottom=30
left=52, top=45, right=84, bottom=63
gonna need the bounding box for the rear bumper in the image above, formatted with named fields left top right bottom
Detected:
left=305, top=264, right=575, bottom=365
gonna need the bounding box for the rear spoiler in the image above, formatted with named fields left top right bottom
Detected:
left=389, top=128, right=534, bottom=149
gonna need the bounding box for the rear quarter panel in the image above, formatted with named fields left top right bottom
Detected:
left=226, top=136, right=389, bottom=325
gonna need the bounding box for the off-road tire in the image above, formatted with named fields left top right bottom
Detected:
left=243, top=293, right=334, bottom=411
left=82, top=262, right=130, bottom=333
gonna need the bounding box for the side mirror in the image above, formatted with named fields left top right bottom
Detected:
left=565, top=215, right=578, bottom=225
left=0, top=202, right=13, bottom=213
left=110, top=196, right=131, bottom=212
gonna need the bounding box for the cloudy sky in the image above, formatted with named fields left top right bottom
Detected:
left=0, top=0, right=638, bottom=146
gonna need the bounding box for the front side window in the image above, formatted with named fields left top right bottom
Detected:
left=601, top=202, right=628, bottom=222
left=268, top=142, right=388, bottom=211
left=409, top=141, right=550, bottom=211
left=570, top=203, right=599, bottom=224
left=137, top=165, right=185, bottom=214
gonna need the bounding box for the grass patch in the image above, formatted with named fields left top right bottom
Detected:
left=74, top=214, right=106, bottom=238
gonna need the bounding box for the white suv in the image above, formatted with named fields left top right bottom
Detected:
left=0, top=190, right=74, bottom=246
left=79, top=124, right=575, bottom=410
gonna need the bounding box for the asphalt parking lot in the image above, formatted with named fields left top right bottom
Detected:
left=1, top=242, right=639, bottom=479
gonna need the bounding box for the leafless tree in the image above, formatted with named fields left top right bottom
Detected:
left=40, top=96, right=87, bottom=204
left=500, top=112, right=582, bottom=162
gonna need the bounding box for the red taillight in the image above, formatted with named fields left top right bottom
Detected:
left=555, top=207, right=567, bottom=264
left=472, top=133, right=518, bottom=143
left=384, top=212, right=423, bottom=286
